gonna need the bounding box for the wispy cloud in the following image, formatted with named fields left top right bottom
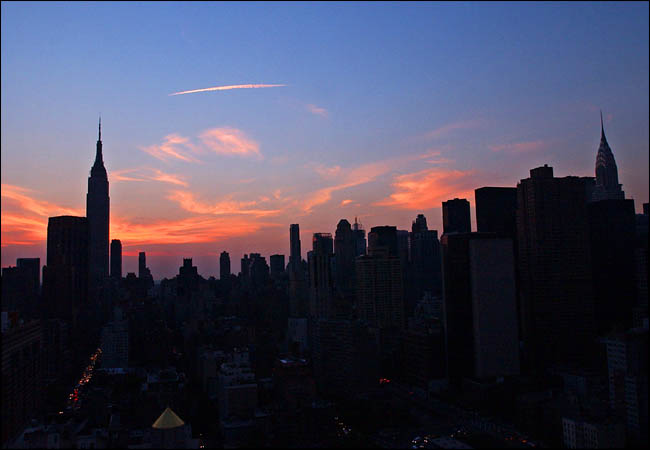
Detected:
left=167, top=190, right=281, bottom=217
left=340, top=199, right=353, bottom=206
left=1, top=184, right=83, bottom=217
left=421, top=119, right=485, bottom=140
left=139, top=134, right=201, bottom=163
left=112, top=168, right=189, bottom=187
left=169, top=84, right=286, bottom=96
left=376, top=167, right=479, bottom=210
left=306, top=103, right=328, bottom=118
left=199, top=127, right=262, bottom=159
left=489, top=140, right=546, bottom=154
left=140, top=127, right=262, bottom=162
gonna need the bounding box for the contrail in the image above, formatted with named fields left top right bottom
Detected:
left=169, top=84, right=286, bottom=96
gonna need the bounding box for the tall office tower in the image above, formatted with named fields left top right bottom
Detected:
left=220, top=251, right=231, bottom=280
left=86, top=119, right=110, bottom=293
left=270, top=254, right=285, bottom=277
left=592, top=112, right=624, bottom=201
left=138, top=252, right=146, bottom=278
left=588, top=199, right=637, bottom=334
left=517, top=165, right=597, bottom=371
left=441, top=233, right=520, bottom=385
left=396, top=229, right=410, bottom=267
left=368, top=226, right=398, bottom=257
left=475, top=187, right=517, bottom=238
left=1, top=320, right=43, bottom=446
left=110, top=240, right=122, bottom=279
left=352, top=217, right=367, bottom=256
left=289, top=224, right=302, bottom=271
left=442, top=198, right=471, bottom=234
left=409, top=214, right=442, bottom=301
left=249, top=253, right=270, bottom=287
left=241, top=254, right=251, bottom=282
left=308, top=233, right=335, bottom=319
left=16, top=258, right=40, bottom=291
left=356, top=252, right=404, bottom=329
left=334, top=219, right=356, bottom=295
left=42, top=216, right=89, bottom=324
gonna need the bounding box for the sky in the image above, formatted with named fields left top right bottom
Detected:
left=2, top=1, right=648, bottom=279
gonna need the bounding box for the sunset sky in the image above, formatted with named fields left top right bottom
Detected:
left=2, top=2, right=648, bottom=278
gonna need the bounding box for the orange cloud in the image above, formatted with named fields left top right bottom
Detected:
left=340, top=199, right=353, bottom=206
left=112, top=168, right=189, bottom=187
left=139, top=133, right=201, bottom=163
left=199, top=127, right=262, bottom=159
left=489, top=140, right=545, bottom=154
left=2, top=184, right=83, bottom=217
left=167, top=190, right=282, bottom=217
left=111, top=215, right=279, bottom=246
left=307, top=104, right=328, bottom=118
left=376, top=167, right=479, bottom=210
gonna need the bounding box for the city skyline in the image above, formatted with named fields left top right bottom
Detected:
left=2, top=2, right=649, bottom=278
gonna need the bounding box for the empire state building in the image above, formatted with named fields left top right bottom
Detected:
left=87, top=118, right=110, bottom=291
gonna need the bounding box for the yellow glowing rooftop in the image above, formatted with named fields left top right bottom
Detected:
left=152, top=407, right=185, bottom=429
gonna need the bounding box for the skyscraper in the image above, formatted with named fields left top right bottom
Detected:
left=110, top=239, right=122, bottom=279
left=442, top=198, right=471, bottom=234
left=352, top=217, right=367, bottom=257
left=289, top=224, right=301, bottom=271
left=308, top=233, right=334, bottom=319
left=42, top=216, right=89, bottom=324
left=409, top=214, right=442, bottom=300
left=270, top=254, right=285, bottom=277
left=334, top=219, right=356, bottom=296
left=517, top=165, right=597, bottom=371
left=86, top=119, right=110, bottom=293
left=441, top=232, right=520, bottom=384
left=593, top=112, right=625, bottom=201
left=220, top=251, right=231, bottom=280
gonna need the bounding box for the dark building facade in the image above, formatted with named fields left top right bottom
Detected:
left=409, top=214, right=442, bottom=302
left=270, top=254, right=285, bottom=277
left=86, top=119, right=110, bottom=294
left=442, top=198, right=471, bottom=234
left=289, top=224, right=301, bottom=271
left=42, top=216, right=89, bottom=324
left=110, top=239, right=122, bottom=279
left=517, top=165, right=597, bottom=371
left=352, top=218, right=367, bottom=257
left=334, top=219, right=356, bottom=296
left=475, top=187, right=517, bottom=238
left=587, top=199, right=637, bottom=335
left=308, top=233, right=334, bottom=319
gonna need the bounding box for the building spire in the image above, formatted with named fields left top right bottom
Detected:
left=98, top=116, right=101, bottom=142
left=600, top=110, right=604, bottom=138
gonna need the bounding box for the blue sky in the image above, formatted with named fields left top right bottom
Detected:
left=2, top=2, right=648, bottom=277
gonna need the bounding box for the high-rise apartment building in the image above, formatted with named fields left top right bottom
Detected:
left=220, top=251, right=231, bottom=280
left=309, top=233, right=334, bottom=319
left=517, top=165, right=597, bottom=371
left=334, top=219, right=356, bottom=296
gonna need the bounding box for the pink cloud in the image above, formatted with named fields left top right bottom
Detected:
left=340, top=199, right=353, bottom=206
left=307, top=104, right=328, bottom=118
left=421, top=119, right=485, bottom=140
left=199, top=127, right=262, bottom=159
left=376, top=167, right=479, bottom=210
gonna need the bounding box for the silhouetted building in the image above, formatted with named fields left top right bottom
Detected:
left=110, top=239, right=122, bottom=279
left=249, top=253, right=270, bottom=287
left=309, top=233, right=334, bottom=319
left=241, top=254, right=251, bottom=280
left=42, top=216, right=89, bottom=324
left=409, top=214, right=442, bottom=303
left=270, top=254, right=285, bottom=277
left=441, top=233, right=520, bottom=385
left=352, top=217, right=367, bottom=257
left=2, top=260, right=40, bottom=318
left=356, top=253, right=404, bottom=330
left=87, top=119, right=110, bottom=294
left=517, top=165, right=597, bottom=371
left=101, top=315, right=128, bottom=369
left=1, top=320, right=43, bottom=446
left=289, top=224, right=301, bottom=271
left=588, top=199, right=637, bottom=334
left=334, top=219, right=356, bottom=296
left=475, top=187, right=517, bottom=238
left=368, top=226, right=398, bottom=257
left=442, top=198, right=471, bottom=234
left=139, top=252, right=146, bottom=278
left=592, top=112, right=625, bottom=201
